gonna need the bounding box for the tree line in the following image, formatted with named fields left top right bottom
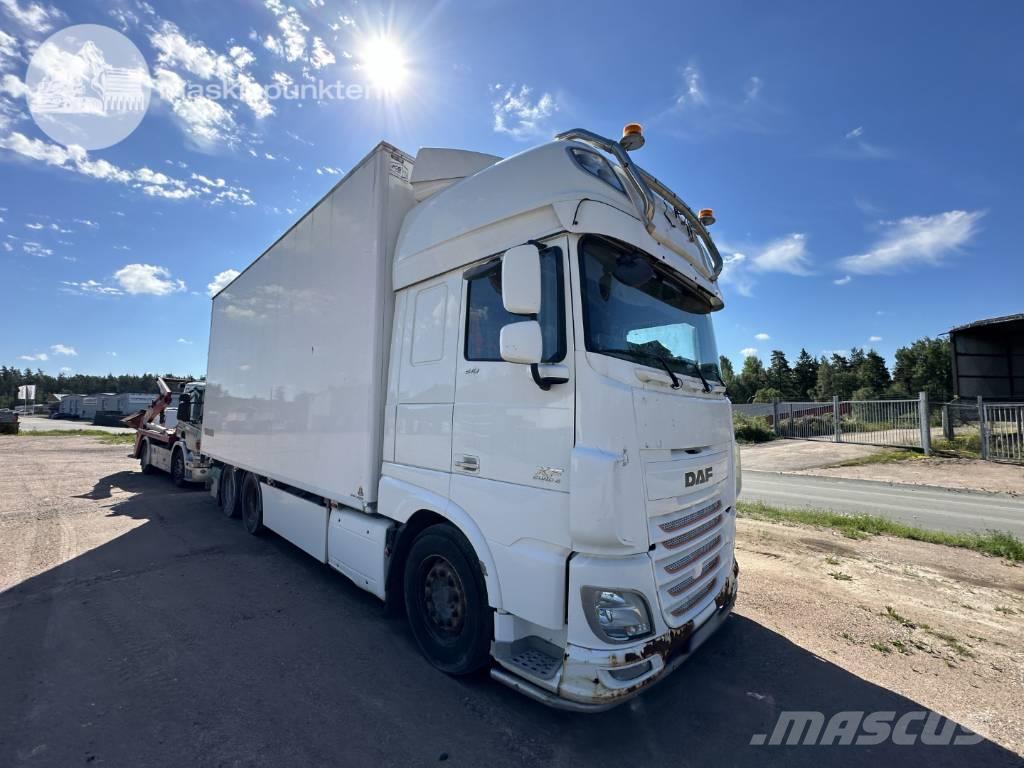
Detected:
left=0, top=367, right=197, bottom=410
left=720, top=336, right=953, bottom=404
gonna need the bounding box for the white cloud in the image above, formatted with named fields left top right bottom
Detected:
left=316, top=165, right=341, bottom=175
left=272, top=71, right=293, bottom=87
left=0, top=132, right=254, bottom=206
left=310, top=36, right=335, bottom=69
left=59, top=366, right=71, bottom=372
left=19, top=351, right=47, bottom=361
left=0, top=0, right=64, bottom=33
left=754, top=333, right=770, bottom=341
left=114, top=263, right=186, bottom=295
left=62, top=279, right=123, bottom=296
left=0, top=29, right=20, bottom=70
left=752, top=233, right=811, bottom=275
left=73, top=218, right=98, bottom=228
left=845, top=126, right=864, bottom=139
left=676, top=65, right=705, bottom=107
left=0, top=72, right=28, bottom=97
left=744, top=75, right=762, bottom=101
left=839, top=210, right=984, bottom=274
left=740, top=347, right=759, bottom=359
left=148, top=20, right=273, bottom=146
left=50, top=343, right=76, bottom=356
left=177, top=337, right=192, bottom=344
left=833, top=275, right=852, bottom=285
left=25, top=221, right=43, bottom=229
left=23, top=241, right=52, bottom=257
left=2, top=242, right=12, bottom=252
left=264, top=0, right=309, bottom=62
left=207, top=268, right=240, bottom=297
left=868, top=336, right=882, bottom=342
left=835, top=125, right=890, bottom=159
left=491, top=84, right=558, bottom=140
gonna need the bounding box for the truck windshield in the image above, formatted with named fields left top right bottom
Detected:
left=578, top=236, right=723, bottom=384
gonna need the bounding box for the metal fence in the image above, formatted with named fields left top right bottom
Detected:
left=734, top=394, right=1024, bottom=464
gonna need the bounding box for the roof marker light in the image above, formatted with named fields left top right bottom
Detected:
left=620, top=123, right=645, bottom=151
left=698, top=208, right=716, bottom=227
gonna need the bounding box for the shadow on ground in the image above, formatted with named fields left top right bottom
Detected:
left=0, top=468, right=1018, bottom=767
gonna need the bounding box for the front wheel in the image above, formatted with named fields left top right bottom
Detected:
left=139, top=440, right=154, bottom=475
left=403, top=524, right=492, bottom=675
left=220, top=467, right=241, bottom=519
left=241, top=472, right=264, bottom=535
left=170, top=448, right=187, bottom=487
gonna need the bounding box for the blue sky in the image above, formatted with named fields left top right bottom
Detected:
left=0, top=0, right=1021, bottom=377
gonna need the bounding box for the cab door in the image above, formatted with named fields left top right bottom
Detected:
left=451, top=237, right=574, bottom=491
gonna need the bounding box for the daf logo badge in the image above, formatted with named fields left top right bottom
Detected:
left=685, top=467, right=714, bottom=487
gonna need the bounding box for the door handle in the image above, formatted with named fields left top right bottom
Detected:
left=454, top=455, right=479, bottom=472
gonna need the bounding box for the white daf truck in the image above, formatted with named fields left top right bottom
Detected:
left=198, top=125, right=740, bottom=710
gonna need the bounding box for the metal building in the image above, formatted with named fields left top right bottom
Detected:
left=949, top=314, right=1024, bottom=402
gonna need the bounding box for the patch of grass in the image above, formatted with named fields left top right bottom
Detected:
left=737, top=500, right=1024, bottom=562
left=890, top=639, right=912, bottom=655
left=870, top=641, right=892, bottom=654
left=18, top=429, right=136, bottom=445
left=829, top=571, right=853, bottom=581
left=925, top=628, right=974, bottom=658
left=994, top=606, right=1016, bottom=615
left=932, top=433, right=983, bottom=457
left=883, top=605, right=917, bottom=629
left=825, top=449, right=925, bottom=468
left=840, top=631, right=857, bottom=643
left=824, top=554, right=841, bottom=566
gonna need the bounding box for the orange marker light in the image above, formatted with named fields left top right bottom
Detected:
left=698, top=208, right=716, bottom=226
left=620, top=122, right=645, bottom=151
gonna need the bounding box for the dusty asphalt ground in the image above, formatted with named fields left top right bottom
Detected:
left=1, top=437, right=1021, bottom=768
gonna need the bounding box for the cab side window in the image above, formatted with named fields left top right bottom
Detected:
left=464, top=247, right=565, bottom=363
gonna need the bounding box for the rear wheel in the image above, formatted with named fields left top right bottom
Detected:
left=403, top=524, right=492, bottom=675
left=170, top=448, right=187, bottom=487
left=139, top=440, right=154, bottom=475
left=220, top=467, right=241, bottom=518
left=241, top=472, right=264, bottom=535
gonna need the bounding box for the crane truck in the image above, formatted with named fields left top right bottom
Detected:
left=130, top=124, right=741, bottom=711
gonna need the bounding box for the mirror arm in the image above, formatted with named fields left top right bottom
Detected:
left=531, top=364, right=569, bottom=391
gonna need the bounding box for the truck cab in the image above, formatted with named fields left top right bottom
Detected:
left=382, top=128, right=738, bottom=708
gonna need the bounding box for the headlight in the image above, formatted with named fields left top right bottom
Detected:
left=581, top=587, right=653, bottom=643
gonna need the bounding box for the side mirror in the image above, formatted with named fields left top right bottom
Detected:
left=499, top=320, right=543, bottom=365
left=177, top=395, right=191, bottom=423
left=501, top=244, right=541, bottom=315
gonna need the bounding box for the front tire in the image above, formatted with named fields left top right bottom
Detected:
left=170, top=448, right=187, bottom=487
left=220, top=467, right=241, bottom=519
left=241, top=472, right=264, bottom=535
left=139, top=440, right=155, bottom=475
left=403, top=524, right=492, bottom=675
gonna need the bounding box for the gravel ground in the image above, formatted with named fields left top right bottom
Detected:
left=742, top=441, right=1024, bottom=496
left=1, top=436, right=1021, bottom=767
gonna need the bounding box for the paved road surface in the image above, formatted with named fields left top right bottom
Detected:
left=742, top=470, right=1024, bottom=537
left=1, top=438, right=1019, bottom=768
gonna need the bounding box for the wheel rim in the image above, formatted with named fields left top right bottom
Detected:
left=421, top=556, right=466, bottom=641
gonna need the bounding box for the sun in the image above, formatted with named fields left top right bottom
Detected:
left=358, top=35, right=408, bottom=94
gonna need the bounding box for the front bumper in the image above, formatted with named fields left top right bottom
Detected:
left=491, top=562, right=738, bottom=712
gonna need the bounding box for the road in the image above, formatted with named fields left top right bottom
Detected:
left=742, top=470, right=1024, bottom=537
left=0, top=437, right=1019, bottom=768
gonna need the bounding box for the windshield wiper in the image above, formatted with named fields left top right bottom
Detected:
left=594, top=347, right=685, bottom=389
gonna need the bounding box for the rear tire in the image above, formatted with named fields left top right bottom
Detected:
left=241, top=472, right=264, bottom=535
left=170, top=448, right=187, bottom=488
left=403, top=524, right=492, bottom=675
left=220, top=467, right=241, bottom=519
left=139, top=440, right=155, bottom=475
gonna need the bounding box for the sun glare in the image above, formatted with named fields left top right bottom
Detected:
left=359, top=36, right=408, bottom=93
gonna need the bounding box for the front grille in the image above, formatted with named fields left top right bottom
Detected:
left=663, top=514, right=723, bottom=550
left=659, top=499, right=722, bottom=533
left=667, top=555, right=720, bottom=597
left=664, top=535, right=721, bottom=574
left=670, top=578, right=717, bottom=617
